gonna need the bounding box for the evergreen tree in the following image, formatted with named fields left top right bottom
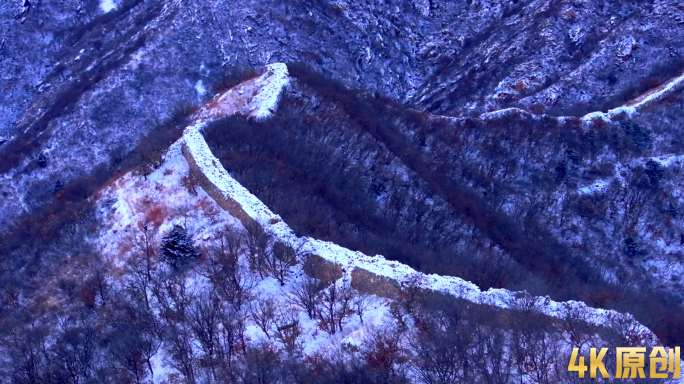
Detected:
left=160, top=225, right=199, bottom=269
left=621, top=120, right=651, bottom=152
left=645, top=159, right=664, bottom=187
left=37, top=153, right=47, bottom=168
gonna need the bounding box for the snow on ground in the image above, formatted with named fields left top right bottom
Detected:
left=475, top=69, right=684, bottom=129
left=634, top=153, right=684, bottom=168
left=194, top=80, right=207, bottom=96
left=578, top=178, right=611, bottom=195
left=95, top=62, right=684, bottom=381
left=479, top=107, right=536, bottom=121
left=150, top=351, right=174, bottom=384
left=93, top=63, right=396, bottom=380
left=96, top=140, right=242, bottom=270
left=244, top=268, right=393, bottom=356
left=578, top=152, right=684, bottom=197
left=100, top=0, right=117, bottom=13
left=250, top=63, right=290, bottom=119
left=192, top=63, right=289, bottom=122
left=185, top=62, right=661, bottom=339
left=96, top=141, right=395, bottom=363
left=626, top=71, right=684, bottom=109
left=183, top=121, right=657, bottom=340
left=582, top=71, right=684, bottom=125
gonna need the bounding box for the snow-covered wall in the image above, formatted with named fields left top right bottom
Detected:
left=182, top=122, right=659, bottom=339
left=192, top=63, right=289, bottom=122
left=176, top=63, right=661, bottom=345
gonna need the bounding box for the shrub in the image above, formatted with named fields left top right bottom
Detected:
left=666, top=202, right=678, bottom=218
left=554, top=161, right=567, bottom=182
left=37, top=153, right=47, bottom=168
left=645, top=159, right=664, bottom=187
left=621, top=120, right=651, bottom=152
left=624, top=236, right=645, bottom=259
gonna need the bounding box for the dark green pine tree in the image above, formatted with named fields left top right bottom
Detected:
left=160, top=225, right=199, bottom=269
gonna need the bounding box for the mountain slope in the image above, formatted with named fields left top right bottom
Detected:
left=1, top=63, right=679, bottom=383
left=200, top=64, right=684, bottom=348
left=94, top=63, right=676, bottom=382
left=2, top=1, right=684, bottom=382
left=3, top=0, right=684, bottom=235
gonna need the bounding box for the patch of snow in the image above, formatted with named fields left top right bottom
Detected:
left=251, top=63, right=290, bottom=119
left=479, top=107, right=534, bottom=120
left=96, top=140, right=242, bottom=268
left=581, top=111, right=611, bottom=124
left=194, top=80, right=207, bottom=96
left=180, top=59, right=661, bottom=337
left=579, top=179, right=610, bottom=195
left=126, top=48, right=146, bottom=70
left=629, top=153, right=684, bottom=169
left=150, top=351, right=175, bottom=384
left=606, top=105, right=638, bottom=120
left=100, top=0, right=117, bottom=13
left=582, top=71, right=684, bottom=125
left=482, top=69, right=684, bottom=129
left=193, top=63, right=289, bottom=122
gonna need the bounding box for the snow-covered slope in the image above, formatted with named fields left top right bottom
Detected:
left=180, top=70, right=656, bottom=339
left=583, top=70, right=684, bottom=124
left=97, top=63, right=683, bottom=381
left=192, top=63, right=289, bottom=122
left=479, top=69, right=684, bottom=126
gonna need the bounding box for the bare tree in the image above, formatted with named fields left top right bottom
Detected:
left=408, top=296, right=480, bottom=384
left=410, top=326, right=460, bottom=384
left=274, top=309, right=303, bottom=355
left=108, top=297, right=161, bottom=384
left=289, top=275, right=324, bottom=319
left=250, top=295, right=278, bottom=339
left=399, top=273, right=425, bottom=315
left=317, top=278, right=355, bottom=334
left=473, top=326, right=513, bottom=384
left=336, top=279, right=355, bottom=332
left=93, top=263, right=111, bottom=308
left=135, top=224, right=157, bottom=281
left=138, top=148, right=165, bottom=181
left=125, top=225, right=159, bottom=311
left=151, top=270, right=194, bottom=325
left=560, top=304, right=594, bottom=350
left=165, top=323, right=197, bottom=384
left=181, top=168, right=202, bottom=196
left=264, top=240, right=301, bottom=285
left=508, top=297, right=562, bottom=384
left=353, top=290, right=373, bottom=325
left=187, top=287, right=245, bottom=381
left=218, top=305, right=245, bottom=373
left=3, top=320, right=55, bottom=384
left=511, top=329, right=561, bottom=384
left=53, top=315, right=97, bottom=382
left=189, top=290, right=224, bottom=380
left=351, top=276, right=374, bottom=325
left=244, top=222, right=270, bottom=278
left=152, top=271, right=197, bottom=383
left=361, top=329, right=410, bottom=382
left=239, top=342, right=282, bottom=384
left=202, top=227, right=255, bottom=312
